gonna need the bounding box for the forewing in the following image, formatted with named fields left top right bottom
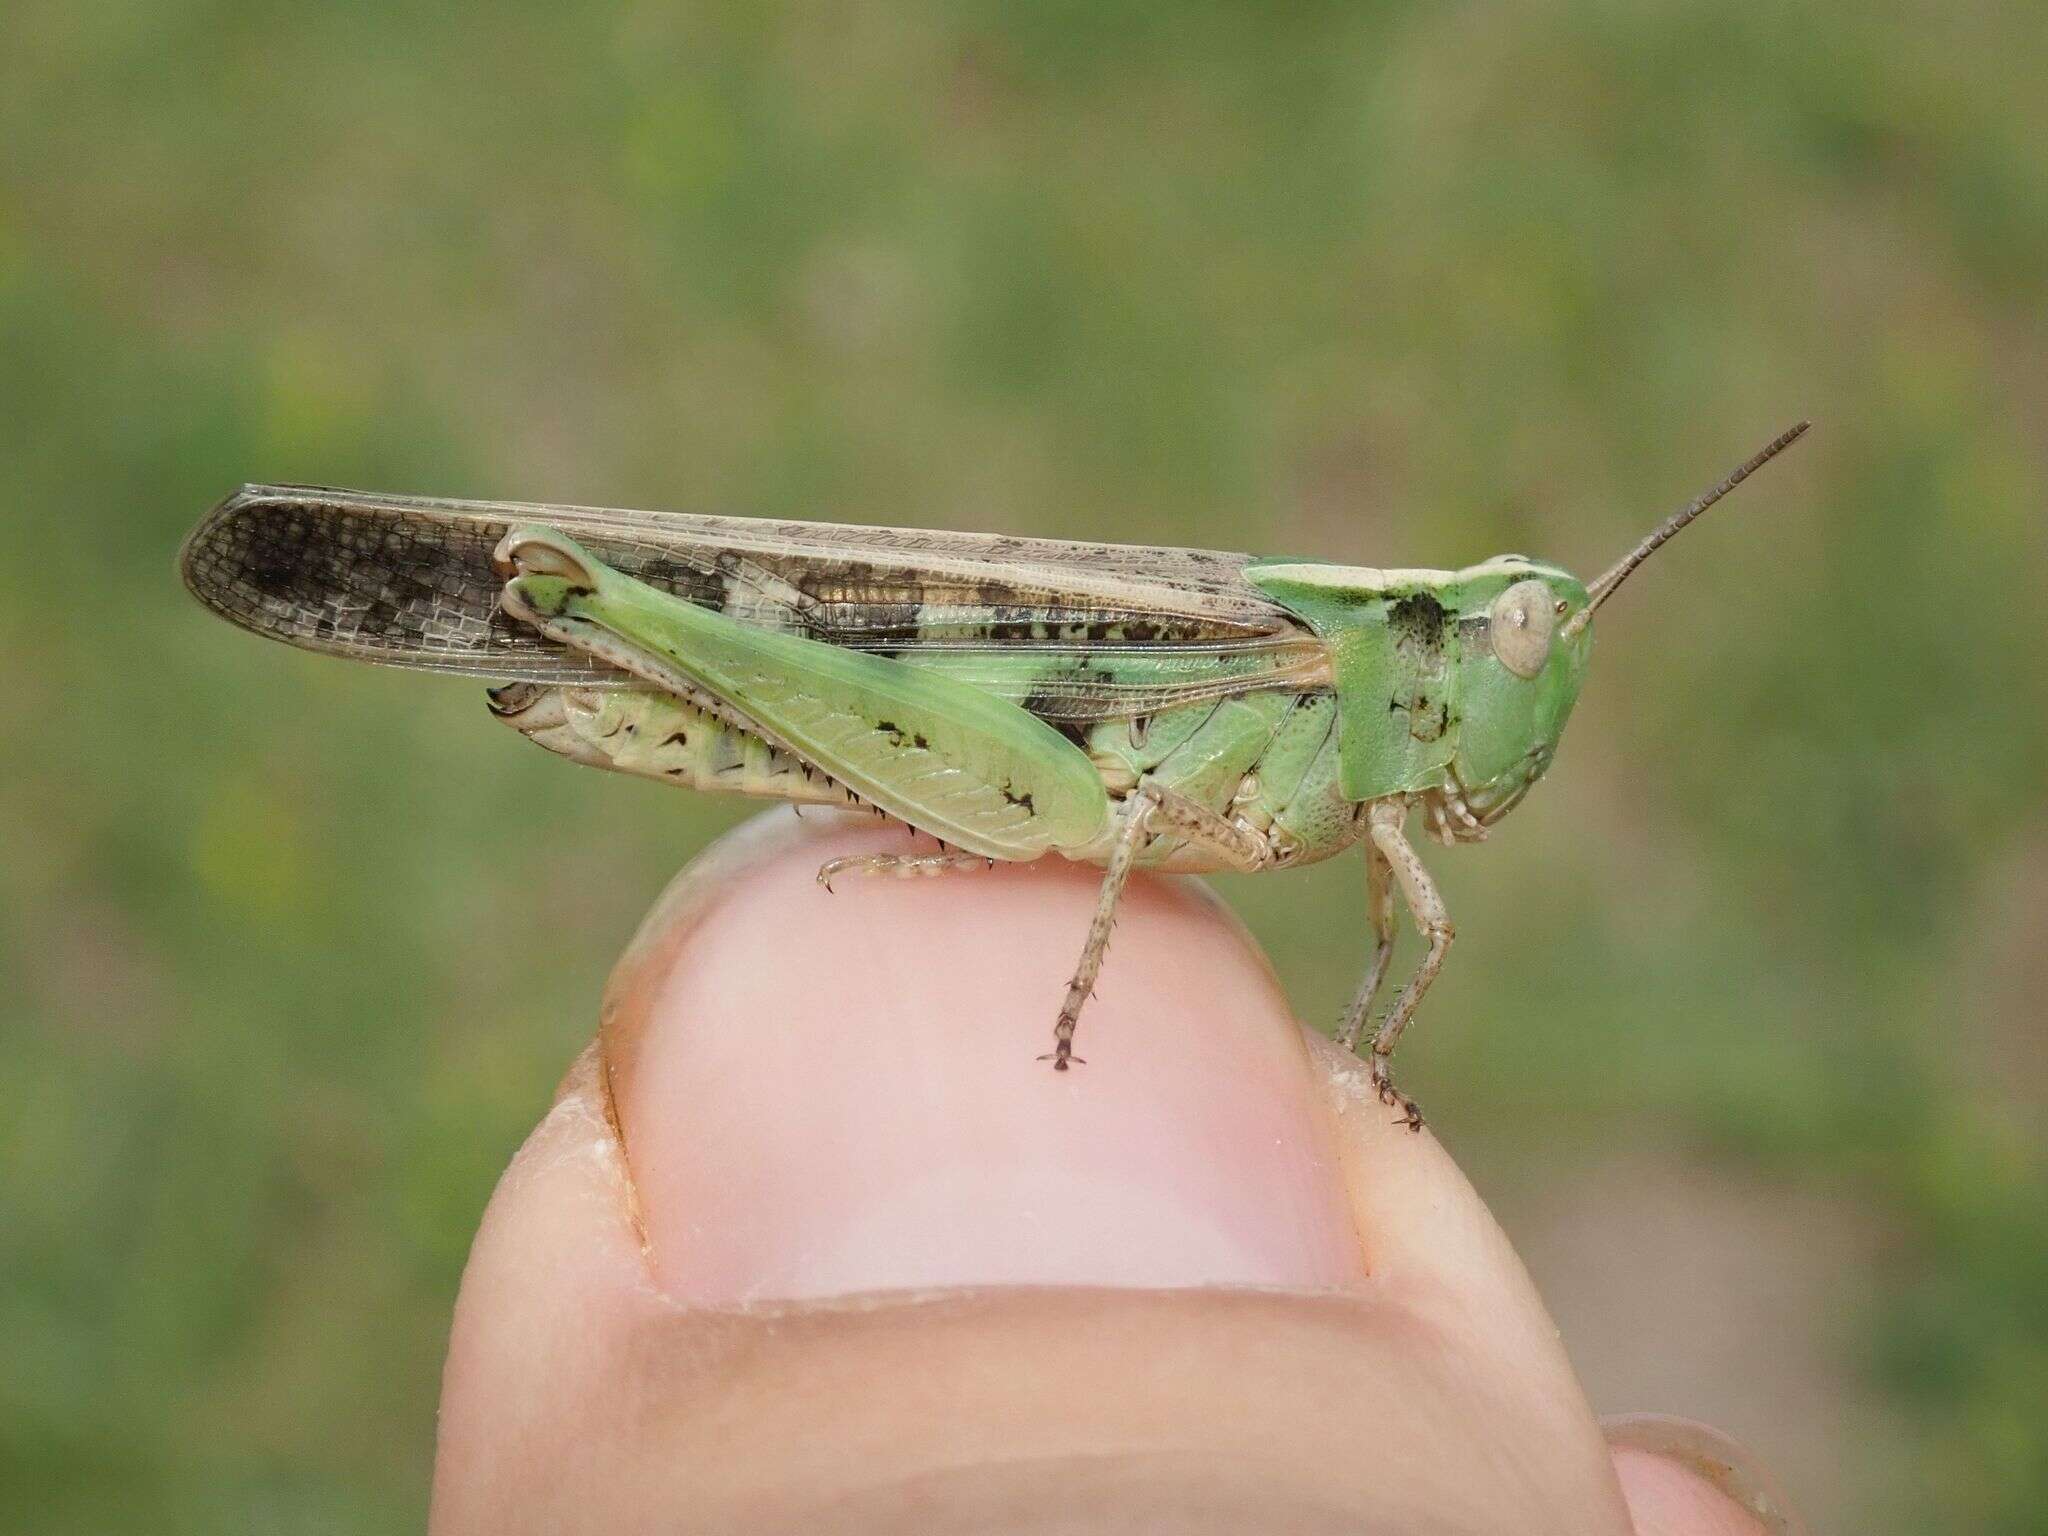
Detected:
left=181, top=485, right=1325, bottom=718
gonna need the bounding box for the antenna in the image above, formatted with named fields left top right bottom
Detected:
left=1563, top=420, right=1810, bottom=640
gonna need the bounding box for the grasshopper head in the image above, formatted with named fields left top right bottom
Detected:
left=1454, top=421, right=1810, bottom=825
left=1445, top=562, right=1594, bottom=824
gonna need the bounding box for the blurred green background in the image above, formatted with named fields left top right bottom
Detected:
left=4, top=1, right=2044, bottom=1529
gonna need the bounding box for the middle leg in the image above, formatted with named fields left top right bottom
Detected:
left=1044, top=776, right=1271, bottom=1070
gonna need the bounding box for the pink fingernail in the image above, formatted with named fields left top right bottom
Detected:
left=604, top=814, right=1366, bottom=1304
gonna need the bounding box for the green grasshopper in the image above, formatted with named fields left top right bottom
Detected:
left=181, top=422, right=1806, bottom=1124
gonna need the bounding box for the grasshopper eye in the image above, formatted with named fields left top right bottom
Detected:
left=1489, top=579, right=1556, bottom=679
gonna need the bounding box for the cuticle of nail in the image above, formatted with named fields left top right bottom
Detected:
left=596, top=811, right=869, bottom=1258
left=1286, top=1032, right=1377, bottom=1277
left=600, top=1052, right=653, bottom=1256
left=648, top=1280, right=1376, bottom=1326
left=1602, top=1412, right=1809, bottom=1536
left=547, top=1042, right=653, bottom=1255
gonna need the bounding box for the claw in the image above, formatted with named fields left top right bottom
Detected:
left=1371, top=1055, right=1425, bottom=1132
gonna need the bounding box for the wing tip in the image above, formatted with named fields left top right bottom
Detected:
left=177, top=485, right=254, bottom=612
left=177, top=483, right=403, bottom=607
left=174, top=482, right=597, bottom=684
left=178, top=484, right=306, bottom=608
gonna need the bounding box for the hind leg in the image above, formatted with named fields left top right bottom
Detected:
left=816, top=850, right=991, bottom=891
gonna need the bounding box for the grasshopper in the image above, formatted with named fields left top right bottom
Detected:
left=180, top=422, right=1807, bottom=1124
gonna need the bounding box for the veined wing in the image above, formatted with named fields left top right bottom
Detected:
left=181, top=485, right=1329, bottom=722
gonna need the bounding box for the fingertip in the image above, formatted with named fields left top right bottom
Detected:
left=432, top=809, right=1655, bottom=1532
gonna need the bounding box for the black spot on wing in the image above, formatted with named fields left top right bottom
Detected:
left=240, top=534, right=304, bottom=598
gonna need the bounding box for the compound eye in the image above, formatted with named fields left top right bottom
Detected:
left=1489, top=579, right=1556, bottom=679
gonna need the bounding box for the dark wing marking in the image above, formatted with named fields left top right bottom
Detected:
left=180, top=485, right=1327, bottom=720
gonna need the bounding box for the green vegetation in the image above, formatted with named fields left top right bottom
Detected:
left=3, top=2, right=2042, bottom=1528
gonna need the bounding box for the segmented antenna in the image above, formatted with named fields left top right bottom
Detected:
left=1563, top=420, right=1811, bottom=639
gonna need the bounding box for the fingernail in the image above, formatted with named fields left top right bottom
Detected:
left=599, top=811, right=1367, bottom=1304
left=1604, top=1413, right=1809, bottom=1536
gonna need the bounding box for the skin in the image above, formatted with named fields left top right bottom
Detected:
left=431, top=810, right=1805, bottom=1534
